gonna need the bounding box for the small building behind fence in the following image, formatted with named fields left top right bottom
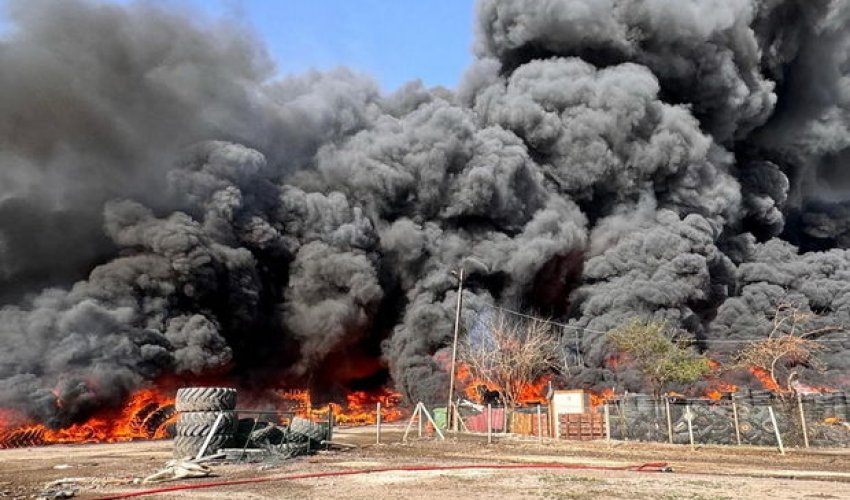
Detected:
left=548, top=389, right=605, bottom=440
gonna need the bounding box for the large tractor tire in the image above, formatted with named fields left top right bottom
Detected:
left=248, top=422, right=286, bottom=446
left=175, top=387, right=237, bottom=412
left=172, top=434, right=232, bottom=459
left=176, top=411, right=238, bottom=437
left=287, top=417, right=328, bottom=444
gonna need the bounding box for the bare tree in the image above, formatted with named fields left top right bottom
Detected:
left=458, top=310, right=560, bottom=412
left=735, top=304, right=838, bottom=392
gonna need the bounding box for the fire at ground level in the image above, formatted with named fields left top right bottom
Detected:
left=0, top=384, right=405, bottom=449
left=0, top=357, right=560, bottom=448
left=0, top=361, right=842, bottom=449
left=1, top=427, right=850, bottom=499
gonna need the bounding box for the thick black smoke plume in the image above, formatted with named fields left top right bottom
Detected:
left=0, top=0, right=848, bottom=425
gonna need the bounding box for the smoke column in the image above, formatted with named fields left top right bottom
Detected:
left=0, top=0, right=848, bottom=425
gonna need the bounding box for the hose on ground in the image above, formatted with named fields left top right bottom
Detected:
left=96, top=461, right=671, bottom=499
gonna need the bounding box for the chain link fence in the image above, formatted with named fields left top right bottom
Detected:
left=605, top=391, right=850, bottom=448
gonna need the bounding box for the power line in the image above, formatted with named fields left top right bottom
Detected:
left=703, top=338, right=850, bottom=344
left=478, top=303, right=606, bottom=334
left=476, top=303, right=850, bottom=344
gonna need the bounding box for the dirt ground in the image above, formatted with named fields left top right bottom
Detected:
left=1, top=424, right=849, bottom=499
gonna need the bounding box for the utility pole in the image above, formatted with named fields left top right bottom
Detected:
left=446, top=266, right=464, bottom=431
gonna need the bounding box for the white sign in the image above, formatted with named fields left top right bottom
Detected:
left=552, top=391, right=585, bottom=415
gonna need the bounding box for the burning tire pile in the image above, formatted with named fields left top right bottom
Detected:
left=0, top=395, right=176, bottom=449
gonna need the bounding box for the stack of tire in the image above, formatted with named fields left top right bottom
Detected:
left=173, top=387, right=238, bottom=459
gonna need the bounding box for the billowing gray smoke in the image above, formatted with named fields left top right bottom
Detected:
left=0, top=0, right=849, bottom=425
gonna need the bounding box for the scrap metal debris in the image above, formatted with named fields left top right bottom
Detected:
left=37, top=478, right=83, bottom=499
left=135, top=413, right=344, bottom=486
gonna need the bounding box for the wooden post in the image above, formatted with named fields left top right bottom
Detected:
left=768, top=406, right=785, bottom=455
left=487, top=404, right=492, bottom=444
left=402, top=403, right=421, bottom=442
left=537, top=404, right=543, bottom=445
left=503, top=406, right=508, bottom=434
left=731, top=402, right=742, bottom=446
left=664, top=397, right=673, bottom=444
left=553, top=407, right=560, bottom=439
left=548, top=401, right=556, bottom=439
left=376, top=402, right=382, bottom=445
left=419, top=405, right=446, bottom=440
left=419, top=401, right=425, bottom=437
left=451, top=401, right=457, bottom=432
left=685, top=405, right=695, bottom=452
left=455, top=400, right=469, bottom=433
left=604, top=403, right=611, bottom=443
left=327, top=407, right=334, bottom=444
left=797, top=392, right=809, bottom=449
left=451, top=402, right=458, bottom=432
left=618, top=400, right=628, bottom=439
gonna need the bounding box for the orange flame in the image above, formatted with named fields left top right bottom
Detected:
left=705, top=380, right=738, bottom=400
left=331, top=388, right=404, bottom=425
left=276, top=387, right=404, bottom=425
left=792, top=382, right=835, bottom=395
left=517, top=374, right=554, bottom=404
left=0, top=387, right=176, bottom=449
left=749, top=367, right=781, bottom=392
left=455, top=363, right=500, bottom=401
left=454, top=362, right=552, bottom=405
left=703, top=360, right=737, bottom=400
left=589, top=388, right=615, bottom=406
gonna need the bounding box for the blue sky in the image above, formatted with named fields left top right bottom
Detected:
left=229, top=0, right=477, bottom=91
left=45, top=0, right=477, bottom=92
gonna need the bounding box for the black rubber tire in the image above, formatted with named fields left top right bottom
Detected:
left=691, top=415, right=711, bottom=432
left=144, top=404, right=177, bottom=437
left=738, top=420, right=762, bottom=443
left=175, top=387, right=237, bottom=412
left=249, top=423, right=286, bottom=446
left=172, top=434, right=232, bottom=459
left=275, top=441, right=310, bottom=456
left=288, top=417, right=327, bottom=444
left=176, top=411, right=238, bottom=437
left=234, top=418, right=257, bottom=443
left=735, top=404, right=753, bottom=419
left=0, top=427, right=46, bottom=449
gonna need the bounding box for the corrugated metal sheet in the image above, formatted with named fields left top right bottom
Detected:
left=464, top=408, right=506, bottom=432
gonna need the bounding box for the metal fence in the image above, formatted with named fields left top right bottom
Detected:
left=605, top=392, right=850, bottom=449
left=363, top=393, right=850, bottom=451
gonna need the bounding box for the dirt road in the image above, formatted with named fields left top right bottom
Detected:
left=1, top=425, right=848, bottom=499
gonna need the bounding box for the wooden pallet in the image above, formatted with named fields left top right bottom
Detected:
left=558, top=412, right=606, bottom=440
left=510, top=412, right=550, bottom=437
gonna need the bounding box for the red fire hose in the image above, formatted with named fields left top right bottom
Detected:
left=95, top=462, right=670, bottom=499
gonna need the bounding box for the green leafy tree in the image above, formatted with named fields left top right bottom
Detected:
left=608, top=318, right=710, bottom=398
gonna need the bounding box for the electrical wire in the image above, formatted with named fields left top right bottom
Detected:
left=478, top=303, right=850, bottom=344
